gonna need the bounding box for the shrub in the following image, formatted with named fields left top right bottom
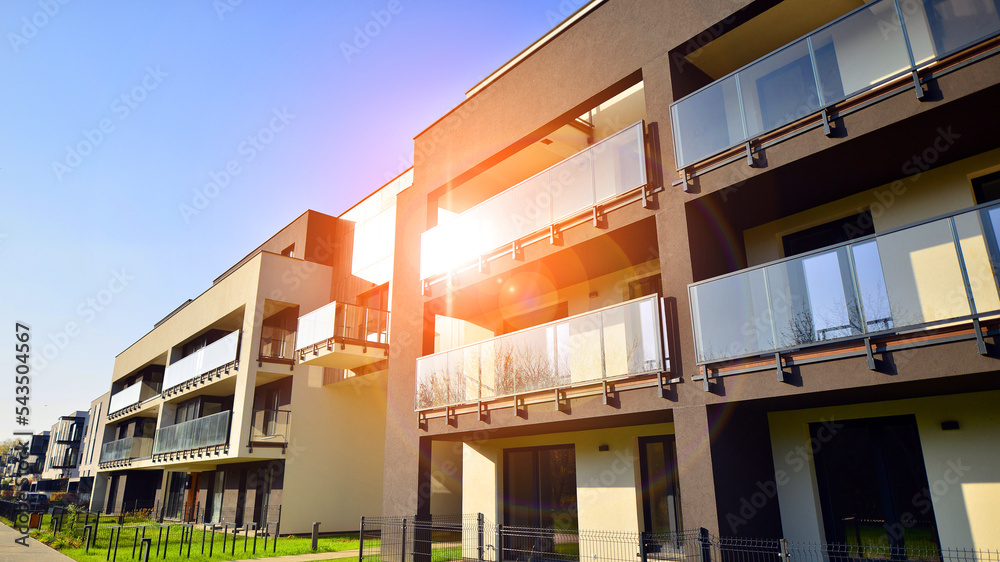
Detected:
left=50, top=492, right=78, bottom=506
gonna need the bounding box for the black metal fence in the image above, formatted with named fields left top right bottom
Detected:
left=359, top=515, right=1000, bottom=562
left=0, top=499, right=283, bottom=560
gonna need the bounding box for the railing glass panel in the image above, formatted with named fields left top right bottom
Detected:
left=671, top=0, right=1000, bottom=169
left=420, top=122, right=646, bottom=279
left=152, top=410, right=231, bottom=455
left=99, top=437, right=153, bottom=463
left=295, top=301, right=390, bottom=351
left=415, top=296, right=663, bottom=410
left=690, top=204, right=1000, bottom=364
left=162, top=330, right=240, bottom=390
left=108, top=384, right=142, bottom=414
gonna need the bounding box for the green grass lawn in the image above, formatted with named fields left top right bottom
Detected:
left=4, top=513, right=372, bottom=562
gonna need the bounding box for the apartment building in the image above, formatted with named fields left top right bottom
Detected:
left=38, top=411, right=89, bottom=494
left=382, top=0, right=1000, bottom=553
left=78, top=392, right=110, bottom=505
left=12, top=432, right=50, bottom=488
left=95, top=170, right=408, bottom=533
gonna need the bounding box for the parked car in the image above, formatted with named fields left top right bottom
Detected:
left=18, top=492, right=49, bottom=512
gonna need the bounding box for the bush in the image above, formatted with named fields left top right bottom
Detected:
left=50, top=492, right=78, bottom=506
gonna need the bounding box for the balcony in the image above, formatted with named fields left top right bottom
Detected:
left=99, top=436, right=154, bottom=464
left=152, top=410, right=231, bottom=456
left=416, top=295, right=665, bottom=410
left=54, top=418, right=83, bottom=444
left=670, top=0, right=1000, bottom=170
left=420, top=121, right=648, bottom=280
left=259, top=325, right=295, bottom=362
left=162, top=330, right=240, bottom=391
left=248, top=409, right=290, bottom=452
left=296, top=302, right=390, bottom=370
left=51, top=449, right=79, bottom=469
left=108, top=380, right=161, bottom=416
left=690, top=202, right=1000, bottom=366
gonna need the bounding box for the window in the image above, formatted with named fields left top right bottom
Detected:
left=812, top=415, right=941, bottom=550
left=972, top=170, right=1000, bottom=204
left=638, top=436, right=682, bottom=534
left=782, top=211, right=874, bottom=258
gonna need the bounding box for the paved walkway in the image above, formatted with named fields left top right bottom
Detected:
left=0, top=520, right=75, bottom=562
left=231, top=549, right=359, bottom=562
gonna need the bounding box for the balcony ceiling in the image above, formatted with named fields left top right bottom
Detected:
left=437, top=122, right=590, bottom=215
left=685, top=0, right=865, bottom=80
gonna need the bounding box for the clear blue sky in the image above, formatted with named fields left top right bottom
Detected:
left=0, top=0, right=584, bottom=441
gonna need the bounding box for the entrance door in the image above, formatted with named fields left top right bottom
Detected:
left=812, top=416, right=941, bottom=553
left=503, top=445, right=577, bottom=558
left=638, top=436, right=682, bottom=535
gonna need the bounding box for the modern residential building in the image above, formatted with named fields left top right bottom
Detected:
left=38, top=411, right=89, bottom=495
left=11, top=432, right=50, bottom=490
left=95, top=171, right=409, bottom=533
left=78, top=392, right=110, bottom=506
left=380, top=0, right=1000, bottom=554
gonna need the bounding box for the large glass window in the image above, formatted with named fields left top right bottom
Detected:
left=503, top=445, right=578, bottom=559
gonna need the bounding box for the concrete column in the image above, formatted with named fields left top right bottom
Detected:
left=673, top=405, right=720, bottom=535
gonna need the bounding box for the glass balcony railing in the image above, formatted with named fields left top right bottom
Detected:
left=420, top=121, right=648, bottom=279
left=108, top=381, right=161, bottom=414
left=152, top=410, right=231, bottom=455
left=671, top=0, right=1000, bottom=169
left=416, top=295, right=665, bottom=410
left=259, top=325, right=296, bottom=361
left=99, top=436, right=153, bottom=464
left=296, top=302, right=390, bottom=352
left=690, top=202, right=1000, bottom=364
left=162, top=330, right=240, bottom=391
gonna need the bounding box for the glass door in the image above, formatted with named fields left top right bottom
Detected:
left=638, top=435, right=682, bottom=535
left=502, top=445, right=578, bottom=559
left=812, top=415, right=941, bottom=556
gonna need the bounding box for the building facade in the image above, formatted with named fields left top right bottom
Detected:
left=380, top=0, right=1000, bottom=553
left=38, top=411, right=89, bottom=495
left=95, top=169, right=409, bottom=533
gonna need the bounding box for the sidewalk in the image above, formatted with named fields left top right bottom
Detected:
left=0, top=520, right=75, bottom=562
left=231, top=549, right=359, bottom=562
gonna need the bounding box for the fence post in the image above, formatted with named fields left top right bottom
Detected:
left=94, top=509, right=101, bottom=547
left=779, top=538, right=790, bottom=562
left=477, top=513, right=484, bottom=562
left=163, top=526, right=170, bottom=560
left=697, top=528, right=710, bottom=562
left=312, top=521, right=321, bottom=551
left=359, top=516, right=366, bottom=562
left=84, top=525, right=93, bottom=553
left=139, top=537, right=152, bottom=562
left=496, top=524, right=503, bottom=562
left=401, top=518, right=408, bottom=562
left=639, top=531, right=649, bottom=562
left=274, top=505, right=281, bottom=553
left=113, top=524, right=121, bottom=562
left=106, top=527, right=115, bottom=561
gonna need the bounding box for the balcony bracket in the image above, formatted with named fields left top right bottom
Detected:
left=641, top=184, right=650, bottom=209
left=745, top=142, right=754, bottom=167
left=821, top=108, right=833, bottom=137
left=682, top=169, right=693, bottom=193
left=602, top=381, right=610, bottom=405
left=865, top=337, right=876, bottom=370
left=421, top=279, right=430, bottom=297
left=515, top=395, right=526, bottom=418
left=549, top=225, right=560, bottom=245
left=555, top=389, right=566, bottom=412
left=775, top=353, right=786, bottom=383
left=912, top=70, right=925, bottom=100
left=702, top=365, right=711, bottom=391
left=446, top=406, right=457, bottom=427
left=592, top=206, right=605, bottom=228
left=478, top=255, right=488, bottom=274
left=973, top=317, right=987, bottom=355
left=478, top=401, right=488, bottom=422
left=511, top=240, right=523, bottom=261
